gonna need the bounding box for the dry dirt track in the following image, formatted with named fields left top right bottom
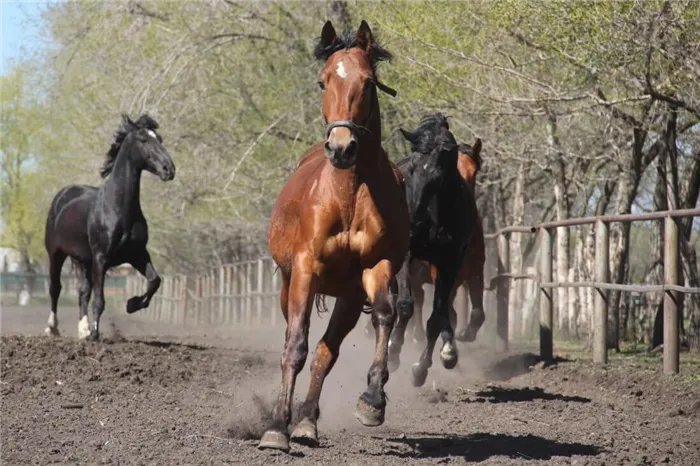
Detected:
left=2, top=304, right=700, bottom=465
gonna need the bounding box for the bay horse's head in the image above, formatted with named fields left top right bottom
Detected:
left=400, top=113, right=458, bottom=232
left=457, top=140, right=483, bottom=190
left=313, top=20, right=396, bottom=169
left=101, top=114, right=175, bottom=181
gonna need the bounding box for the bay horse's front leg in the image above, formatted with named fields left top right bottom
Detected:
left=355, top=259, right=396, bottom=427
left=411, top=266, right=458, bottom=387
left=387, top=254, right=412, bottom=373
left=259, top=257, right=315, bottom=452
left=126, top=249, right=161, bottom=314
left=456, top=273, right=485, bottom=342
left=291, top=295, right=363, bottom=446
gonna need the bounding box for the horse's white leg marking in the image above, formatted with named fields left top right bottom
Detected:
left=78, top=315, right=90, bottom=339
left=44, top=311, right=60, bottom=336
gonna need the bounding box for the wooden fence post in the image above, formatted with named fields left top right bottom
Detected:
left=271, top=263, right=279, bottom=327
left=594, top=219, right=609, bottom=365
left=257, top=259, right=264, bottom=327
left=538, top=227, right=553, bottom=361
left=496, top=233, right=510, bottom=351
left=664, top=216, right=679, bottom=374
left=219, top=266, right=225, bottom=321
left=245, top=262, right=252, bottom=325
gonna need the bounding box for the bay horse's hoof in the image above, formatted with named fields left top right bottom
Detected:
left=126, top=297, right=143, bottom=314
left=456, top=326, right=478, bottom=343
left=44, top=327, right=60, bottom=337
left=411, top=362, right=428, bottom=388
left=290, top=418, right=319, bottom=447
left=258, top=430, right=290, bottom=452
left=354, top=396, right=385, bottom=427
left=440, top=342, right=459, bottom=370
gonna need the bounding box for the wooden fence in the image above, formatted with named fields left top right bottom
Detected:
left=128, top=258, right=282, bottom=327
left=485, top=207, right=700, bottom=374
left=126, top=207, right=700, bottom=375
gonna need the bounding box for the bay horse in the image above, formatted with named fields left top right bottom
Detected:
left=404, top=140, right=485, bottom=345
left=43, top=114, right=175, bottom=341
left=260, top=20, right=408, bottom=452
left=386, top=114, right=476, bottom=387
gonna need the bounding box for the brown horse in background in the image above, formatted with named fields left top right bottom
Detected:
left=365, top=141, right=485, bottom=347
left=406, top=141, right=485, bottom=345
left=260, top=20, right=408, bottom=452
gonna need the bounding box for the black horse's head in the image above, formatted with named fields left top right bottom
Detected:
left=399, top=113, right=458, bottom=237
left=101, top=114, right=175, bottom=181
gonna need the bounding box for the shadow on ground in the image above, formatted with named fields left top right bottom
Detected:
left=479, top=352, right=573, bottom=382
left=465, top=386, right=591, bottom=404
left=380, top=433, right=602, bottom=461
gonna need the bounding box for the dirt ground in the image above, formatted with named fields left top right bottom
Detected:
left=2, top=303, right=700, bottom=465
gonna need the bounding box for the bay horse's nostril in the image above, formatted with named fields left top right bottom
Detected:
left=344, top=139, right=358, bottom=158
left=324, top=141, right=333, bottom=155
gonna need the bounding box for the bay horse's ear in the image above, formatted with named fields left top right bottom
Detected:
left=472, top=138, right=482, bottom=156
left=320, top=21, right=337, bottom=49
left=356, top=20, right=373, bottom=53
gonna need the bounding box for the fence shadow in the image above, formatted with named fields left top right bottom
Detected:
left=463, top=386, right=591, bottom=404
left=379, top=433, right=602, bottom=461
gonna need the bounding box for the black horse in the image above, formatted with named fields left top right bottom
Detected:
left=387, top=113, right=474, bottom=387
left=43, top=114, right=175, bottom=341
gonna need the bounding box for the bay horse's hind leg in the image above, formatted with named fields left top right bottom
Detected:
left=44, top=251, right=67, bottom=337
left=77, top=264, right=93, bottom=340
left=259, top=262, right=315, bottom=452
left=126, top=250, right=161, bottom=314
left=457, top=273, right=485, bottom=342
left=291, top=295, right=363, bottom=446
left=355, top=259, right=396, bottom=427
left=411, top=281, right=426, bottom=345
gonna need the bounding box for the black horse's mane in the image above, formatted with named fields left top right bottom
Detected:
left=402, top=113, right=457, bottom=157
left=313, top=30, right=393, bottom=74
left=100, top=114, right=159, bottom=178
left=458, top=143, right=482, bottom=171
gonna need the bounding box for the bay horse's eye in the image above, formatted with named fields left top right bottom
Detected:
left=317, top=80, right=325, bottom=91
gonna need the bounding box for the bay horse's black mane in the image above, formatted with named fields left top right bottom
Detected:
left=458, top=143, right=482, bottom=171
left=100, top=114, right=160, bottom=178
left=313, top=29, right=393, bottom=73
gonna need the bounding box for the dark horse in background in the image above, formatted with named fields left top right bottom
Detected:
left=387, top=114, right=476, bottom=387
left=43, top=114, right=175, bottom=341
left=405, top=140, right=485, bottom=345
left=260, top=20, right=408, bottom=452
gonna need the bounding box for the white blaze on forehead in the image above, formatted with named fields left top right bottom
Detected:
left=336, top=61, right=347, bottom=79
left=147, top=129, right=157, bottom=139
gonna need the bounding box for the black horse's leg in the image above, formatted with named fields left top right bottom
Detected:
left=88, top=256, right=107, bottom=341
left=77, top=264, right=93, bottom=340
left=44, top=251, right=67, bottom=337
left=388, top=254, right=412, bottom=373
left=126, top=249, right=161, bottom=314
left=411, top=266, right=458, bottom=387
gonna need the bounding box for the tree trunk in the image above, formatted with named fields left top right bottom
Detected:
left=508, top=164, right=526, bottom=340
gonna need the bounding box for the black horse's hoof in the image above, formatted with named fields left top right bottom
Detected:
left=411, top=362, right=428, bottom=388
left=388, top=353, right=401, bottom=373
left=456, top=327, right=478, bottom=343
left=87, top=331, right=100, bottom=342
left=440, top=341, right=459, bottom=370
left=126, top=297, right=143, bottom=314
